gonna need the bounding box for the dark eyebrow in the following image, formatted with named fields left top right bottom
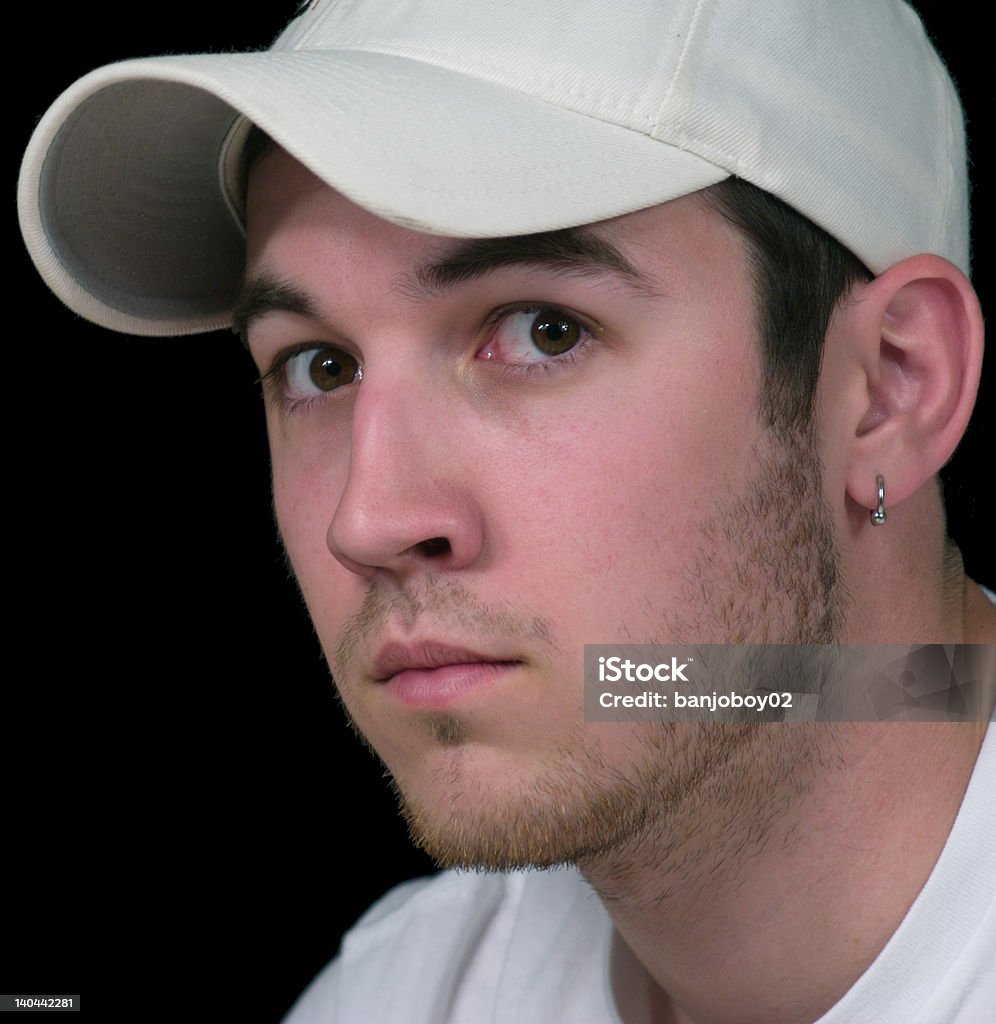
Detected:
left=231, top=273, right=317, bottom=342
left=232, top=225, right=654, bottom=341
left=413, top=226, right=654, bottom=295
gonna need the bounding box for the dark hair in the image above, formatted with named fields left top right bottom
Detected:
left=700, top=177, right=872, bottom=435
left=239, top=122, right=279, bottom=203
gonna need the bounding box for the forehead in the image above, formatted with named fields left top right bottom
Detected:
left=243, top=147, right=746, bottom=296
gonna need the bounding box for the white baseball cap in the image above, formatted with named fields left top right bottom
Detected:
left=18, top=0, right=969, bottom=337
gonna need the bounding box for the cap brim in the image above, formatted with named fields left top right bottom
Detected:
left=19, top=50, right=728, bottom=336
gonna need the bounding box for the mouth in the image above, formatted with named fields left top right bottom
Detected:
left=372, top=641, right=523, bottom=709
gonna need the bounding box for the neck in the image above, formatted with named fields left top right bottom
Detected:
left=579, top=719, right=985, bottom=1024
left=579, top=558, right=995, bottom=1024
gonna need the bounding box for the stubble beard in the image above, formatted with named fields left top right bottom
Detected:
left=380, top=425, right=846, bottom=876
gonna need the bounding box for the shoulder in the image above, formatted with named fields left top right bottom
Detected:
left=817, top=721, right=996, bottom=1024
left=281, top=867, right=613, bottom=1024
left=281, top=871, right=503, bottom=1023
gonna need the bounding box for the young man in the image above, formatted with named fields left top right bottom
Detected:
left=19, top=1, right=994, bottom=1021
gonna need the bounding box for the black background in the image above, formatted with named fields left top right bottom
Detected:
left=7, top=3, right=993, bottom=1020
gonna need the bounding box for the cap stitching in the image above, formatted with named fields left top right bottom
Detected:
left=651, top=0, right=705, bottom=137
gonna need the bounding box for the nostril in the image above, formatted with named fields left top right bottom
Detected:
left=416, top=537, right=452, bottom=558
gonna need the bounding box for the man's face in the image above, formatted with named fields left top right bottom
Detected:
left=243, top=150, right=840, bottom=869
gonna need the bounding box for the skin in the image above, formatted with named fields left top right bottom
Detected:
left=242, top=149, right=994, bottom=1024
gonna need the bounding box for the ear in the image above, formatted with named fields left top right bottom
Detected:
left=840, top=255, right=984, bottom=517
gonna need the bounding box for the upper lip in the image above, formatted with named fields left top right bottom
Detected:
left=371, top=641, right=516, bottom=682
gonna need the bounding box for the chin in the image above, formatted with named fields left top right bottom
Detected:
left=384, top=721, right=771, bottom=872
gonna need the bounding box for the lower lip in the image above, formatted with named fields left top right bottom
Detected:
left=384, top=662, right=519, bottom=709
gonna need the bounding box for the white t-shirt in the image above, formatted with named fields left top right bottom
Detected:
left=285, top=723, right=996, bottom=1024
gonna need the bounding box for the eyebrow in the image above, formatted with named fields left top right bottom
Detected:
left=412, top=226, right=653, bottom=295
left=232, top=225, right=654, bottom=340
left=231, top=276, right=316, bottom=342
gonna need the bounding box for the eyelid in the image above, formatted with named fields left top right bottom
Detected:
left=259, top=340, right=362, bottom=407
left=259, top=340, right=330, bottom=381
left=482, top=301, right=601, bottom=334
left=478, top=302, right=602, bottom=366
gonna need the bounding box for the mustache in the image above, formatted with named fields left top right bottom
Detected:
left=332, top=576, right=559, bottom=680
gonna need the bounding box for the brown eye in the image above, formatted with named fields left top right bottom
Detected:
left=477, top=305, right=593, bottom=366
left=283, top=345, right=362, bottom=399
left=530, top=310, right=581, bottom=355
left=309, top=349, right=360, bottom=391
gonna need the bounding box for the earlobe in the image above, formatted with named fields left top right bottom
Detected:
left=844, top=254, right=984, bottom=515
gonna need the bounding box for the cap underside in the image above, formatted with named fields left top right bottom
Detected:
left=20, top=51, right=729, bottom=336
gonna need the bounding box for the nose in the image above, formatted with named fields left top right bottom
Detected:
left=326, top=371, right=485, bottom=579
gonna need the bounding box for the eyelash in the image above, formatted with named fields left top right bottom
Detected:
left=258, top=302, right=599, bottom=413
left=479, top=303, right=599, bottom=376
left=258, top=341, right=349, bottom=416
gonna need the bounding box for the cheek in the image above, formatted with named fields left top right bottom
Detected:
left=267, top=403, right=350, bottom=528
left=267, top=424, right=356, bottom=630
left=477, top=358, right=762, bottom=636
left=500, top=373, right=747, bottom=541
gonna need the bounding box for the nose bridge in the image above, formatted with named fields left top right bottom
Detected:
left=349, top=364, right=437, bottom=500
left=327, top=360, right=482, bottom=575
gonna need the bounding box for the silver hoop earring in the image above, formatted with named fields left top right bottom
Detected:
left=870, top=474, right=887, bottom=526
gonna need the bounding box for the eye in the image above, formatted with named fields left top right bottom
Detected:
left=479, top=307, right=592, bottom=364
left=282, top=345, right=362, bottom=399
